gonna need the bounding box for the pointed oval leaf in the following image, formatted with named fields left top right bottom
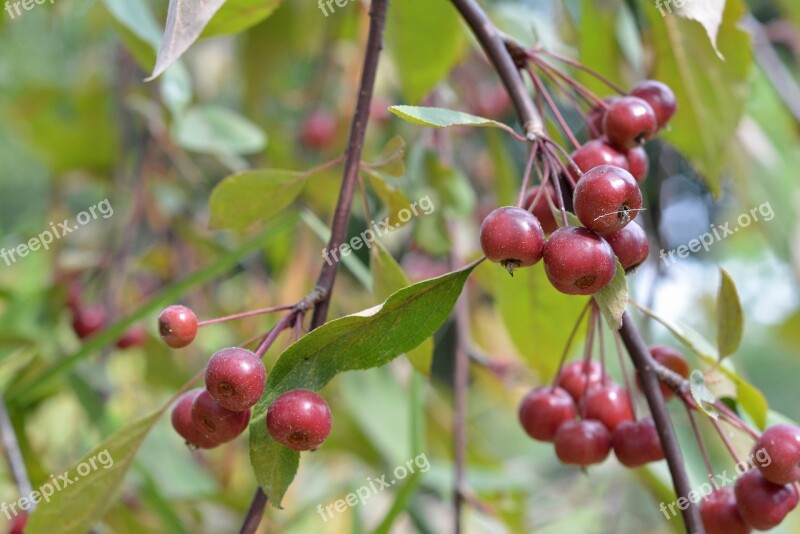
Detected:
left=249, top=264, right=475, bottom=506
left=209, top=169, right=307, bottom=231
left=717, top=268, right=744, bottom=359
left=389, top=105, right=508, bottom=130
left=173, top=105, right=267, bottom=156
left=25, top=408, right=166, bottom=533
left=147, top=0, right=227, bottom=81
left=201, top=0, right=284, bottom=38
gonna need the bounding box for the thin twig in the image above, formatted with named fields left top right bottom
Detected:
left=239, top=2, right=389, bottom=532
left=0, top=397, right=34, bottom=509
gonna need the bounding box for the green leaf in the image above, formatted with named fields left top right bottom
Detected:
left=593, top=260, right=627, bottom=330
left=201, top=0, right=284, bottom=38
left=689, top=369, right=719, bottom=420
left=736, top=379, right=769, bottom=430
left=646, top=0, right=752, bottom=195
left=674, top=0, right=727, bottom=57
left=173, top=105, right=267, bottom=156
left=474, top=262, right=588, bottom=379
left=249, top=264, right=475, bottom=506
left=209, top=169, right=307, bottom=231
left=363, top=171, right=411, bottom=228
left=103, top=0, right=161, bottom=69
left=717, top=268, right=744, bottom=359
left=369, top=135, right=407, bottom=178
left=385, top=0, right=463, bottom=103
left=147, top=0, right=227, bottom=80
left=371, top=241, right=434, bottom=375
left=25, top=408, right=168, bottom=533
left=389, top=106, right=510, bottom=131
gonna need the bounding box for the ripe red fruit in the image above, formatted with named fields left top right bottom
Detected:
left=542, top=226, right=617, bottom=295
left=611, top=417, right=664, bottom=467
left=604, top=222, right=649, bottom=272
left=734, top=469, right=799, bottom=530
left=205, top=347, right=266, bottom=412
left=636, top=346, right=690, bottom=401
left=556, top=360, right=609, bottom=402
left=158, top=305, right=198, bottom=348
left=171, top=389, right=219, bottom=449
left=116, top=324, right=147, bottom=349
left=71, top=305, right=106, bottom=339
left=625, top=146, right=649, bottom=182
left=518, top=386, right=577, bottom=442
left=522, top=185, right=559, bottom=234
left=190, top=390, right=250, bottom=444
left=581, top=383, right=634, bottom=432
left=573, top=165, right=642, bottom=235
left=8, top=514, right=27, bottom=534
left=267, top=389, right=332, bottom=451
left=553, top=419, right=612, bottom=466
left=603, top=96, right=658, bottom=150
left=630, top=80, right=677, bottom=129
left=700, top=488, right=752, bottom=534
left=569, top=139, right=629, bottom=181
left=586, top=96, right=620, bottom=138
left=753, top=424, right=800, bottom=485
left=300, top=110, right=337, bottom=150
left=479, top=206, right=545, bottom=274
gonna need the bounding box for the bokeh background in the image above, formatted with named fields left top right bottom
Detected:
left=1, top=0, right=799, bottom=532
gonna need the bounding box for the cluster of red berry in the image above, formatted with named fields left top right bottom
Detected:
left=701, top=424, right=800, bottom=533
left=480, top=80, right=676, bottom=293
left=518, top=346, right=687, bottom=468
left=159, top=305, right=332, bottom=452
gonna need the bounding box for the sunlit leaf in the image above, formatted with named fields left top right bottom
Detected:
left=689, top=369, right=719, bottom=420
left=249, top=265, right=475, bottom=506
left=593, top=260, right=627, bottom=330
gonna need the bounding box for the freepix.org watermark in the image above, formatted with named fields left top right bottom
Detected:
left=659, top=201, right=774, bottom=266
left=322, top=195, right=435, bottom=266
left=316, top=453, right=431, bottom=522
left=655, top=0, right=697, bottom=17
left=4, top=0, right=55, bottom=20
left=1, top=199, right=114, bottom=268
left=317, top=0, right=356, bottom=17
left=1, top=449, right=114, bottom=520
left=659, top=447, right=771, bottom=520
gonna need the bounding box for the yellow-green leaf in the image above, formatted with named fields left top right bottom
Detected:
left=717, top=268, right=744, bottom=359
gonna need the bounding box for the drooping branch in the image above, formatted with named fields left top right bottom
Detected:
left=448, top=1, right=704, bottom=532
left=450, top=0, right=543, bottom=139
left=239, top=2, right=389, bottom=532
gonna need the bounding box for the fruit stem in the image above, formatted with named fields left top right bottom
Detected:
left=525, top=65, right=581, bottom=150
left=684, top=402, right=716, bottom=480
left=577, top=304, right=599, bottom=415
left=535, top=49, right=627, bottom=95
left=709, top=416, right=745, bottom=465
left=619, top=311, right=705, bottom=533
left=196, top=305, right=295, bottom=327
left=516, top=142, right=540, bottom=208
left=613, top=331, right=637, bottom=420
left=550, top=300, right=593, bottom=390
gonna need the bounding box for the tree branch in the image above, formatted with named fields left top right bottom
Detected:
left=310, top=0, right=389, bottom=329
left=450, top=0, right=544, bottom=139
left=448, top=0, right=704, bottom=531
left=239, top=2, right=389, bottom=532
left=619, top=312, right=704, bottom=533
